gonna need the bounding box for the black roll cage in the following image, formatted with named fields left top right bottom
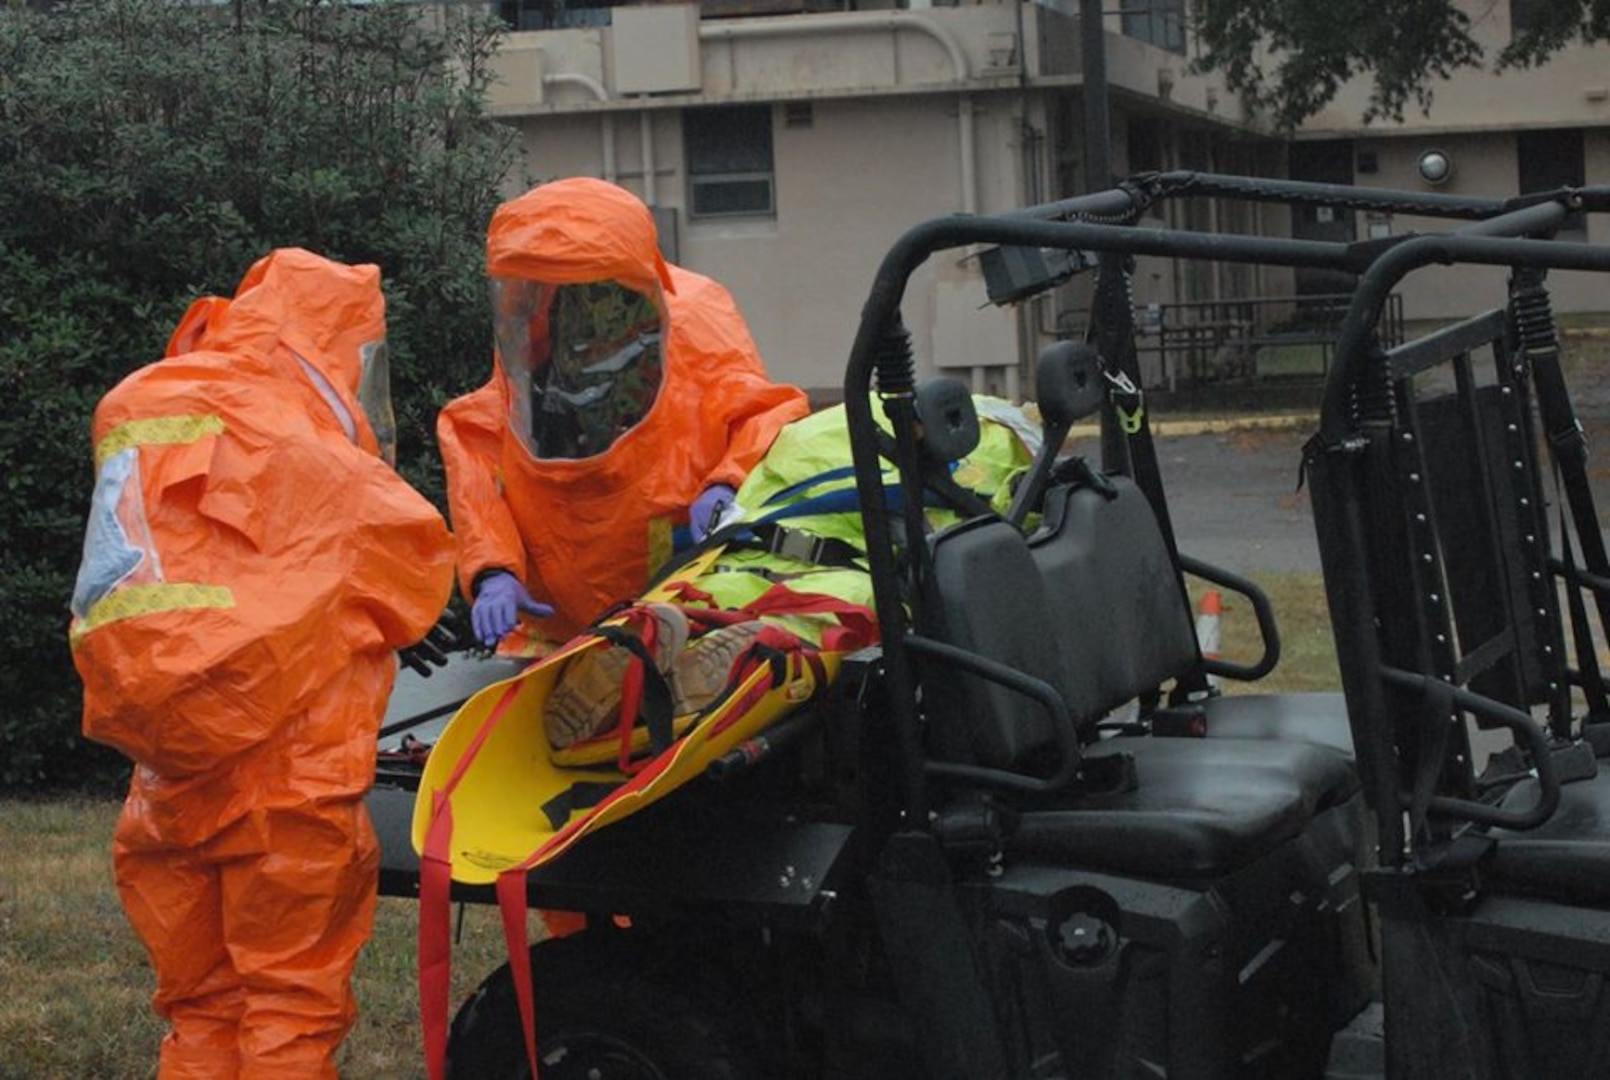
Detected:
left=840, top=171, right=1610, bottom=826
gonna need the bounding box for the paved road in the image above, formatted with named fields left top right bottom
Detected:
left=1065, top=423, right=1325, bottom=576
left=1154, top=426, right=1321, bottom=576
left=1159, top=425, right=1610, bottom=579
left=1125, top=369, right=1610, bottom=581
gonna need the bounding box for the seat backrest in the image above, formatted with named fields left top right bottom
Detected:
left=1030, top=477, right=1201, bottom=726
left=920, top=516, right=1073, bottom=771
left=917, top=475, right=1199, bottom=772
left=1415, top=385, right=1563, bottom=714
left=1306, top=301, right=1578, bottom=859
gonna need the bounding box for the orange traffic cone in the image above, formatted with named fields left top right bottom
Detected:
left=1195, top=589, right=1223, bottom=688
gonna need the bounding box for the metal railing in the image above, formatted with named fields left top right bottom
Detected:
left=1062, top=291, right=1405, bottom=392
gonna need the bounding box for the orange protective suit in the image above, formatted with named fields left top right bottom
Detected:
left=439, top=177, right=809, bottom=650
left=70, top=249, right=456, bottom=1080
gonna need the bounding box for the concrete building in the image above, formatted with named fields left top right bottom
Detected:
left=1295, top=0, right=1610, bottom=326
left=481, top=0, right=1609, bottom=399
left=484, top=0, right=1293, bottom=399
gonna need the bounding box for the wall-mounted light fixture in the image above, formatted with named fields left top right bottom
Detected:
left=1417, top=148, right=1453, bottom=186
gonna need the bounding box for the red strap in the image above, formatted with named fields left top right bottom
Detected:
left=607, top=607, right=664, bottom=775
left=667, top=579, right=879, bottom=651
left=666, top=580, right=719, bottom=607
left=743, top=586, right=879, bottom=645
left=615, top=650, right=648, bottom=774
left=417, top=679, right=529, bottom=1080
left=419, top=792, right=455, bottom=1080
left=707, top=627, right=807, bottom=737
left=497, top=870, right=541, bottom=1079
left=441, top=680, right=527, bottom=794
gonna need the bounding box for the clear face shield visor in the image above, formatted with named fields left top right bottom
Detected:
left=295, top=338, right=397, bottom=467
left=357, top=339, right=397, bottom=467
left=491, top=278, right=665, bottom=460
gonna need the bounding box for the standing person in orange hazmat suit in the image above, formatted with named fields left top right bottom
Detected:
left=439, top=176, right=809, bottom=655
left=69, top=249, right=457, bottom=1080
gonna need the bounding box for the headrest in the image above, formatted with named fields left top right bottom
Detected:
left=1035, top=341, right=1105, bottom=427
left=914, top=376, right=981, bottom=463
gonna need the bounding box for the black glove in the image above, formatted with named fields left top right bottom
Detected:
left=398, top=615, right=462, bottom=678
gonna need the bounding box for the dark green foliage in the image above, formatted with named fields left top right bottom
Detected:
left=1500, top=0, right=1610, bottom=67
left=1192, top=0, right=1610, bottom=128
left=0, top=0, right=520, bottom=790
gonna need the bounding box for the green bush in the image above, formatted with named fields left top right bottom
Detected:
left=0, top=0, right=520, bottom=790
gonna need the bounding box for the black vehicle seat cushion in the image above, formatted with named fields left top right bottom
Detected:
left=1012, top=736, right=1359, bottom=878
left=1487, top=772, right=1610, bottom=906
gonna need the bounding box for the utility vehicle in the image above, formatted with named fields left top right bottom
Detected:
left=371, top=171, right=1610, bottom=1079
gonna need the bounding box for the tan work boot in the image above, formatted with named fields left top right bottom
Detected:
left=671, top=620, right=768, bottom=716
left=545, top=604, right=689, bottom=749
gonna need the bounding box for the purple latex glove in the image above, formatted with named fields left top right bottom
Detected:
left=471, top=571, right=554, bottom=647
left=689, top=483, right=737, bottom=542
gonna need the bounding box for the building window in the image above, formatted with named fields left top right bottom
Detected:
left=1510, top=0, right=1539, bottom=35
left=1121, top=0, right=1185, bottom=54
left=784, top=102, right=814, bottom=130
left=1517, top=128, right=1586, bottom=238
left=685, top=105, right=775, bottom=219
left=497, top=0, right=612, bottom=31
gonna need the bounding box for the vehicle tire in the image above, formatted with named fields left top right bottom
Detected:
left=446, top=931, right=762, bottom=1080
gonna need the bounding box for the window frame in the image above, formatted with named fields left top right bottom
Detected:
left=684, top=104, right=777, bottom=221
left=1120, top=0, right=1186, bottom=55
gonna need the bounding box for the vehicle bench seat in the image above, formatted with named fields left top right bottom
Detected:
left=1013, top=735, right=1358, bottom=878
left=1486, top=773, right=1610, bottom=907
left=920, top=504, right=1359, bottom=879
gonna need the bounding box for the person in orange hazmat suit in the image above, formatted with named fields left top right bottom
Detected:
left=438, top=176, right=809, bottom=655
left=69, top=248, right=457, bottom=1080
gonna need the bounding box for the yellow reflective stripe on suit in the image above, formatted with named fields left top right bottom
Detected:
left=95, top=414, right=226, bottom=467
left=70, top=582, right=235, bottom=644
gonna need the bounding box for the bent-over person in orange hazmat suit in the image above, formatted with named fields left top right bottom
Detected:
left=69, top=249, right=456, bottom=1080
left=439, top=176, right=809, bottom=656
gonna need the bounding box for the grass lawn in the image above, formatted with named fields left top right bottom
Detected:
left=0, top=798, right=512, bottom=1080
left=1, top=573, right=1341, bottom=1079
left=1191, top=572, right=1341, bottom=695
left=1253, top=342, right=1330, bottom=380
